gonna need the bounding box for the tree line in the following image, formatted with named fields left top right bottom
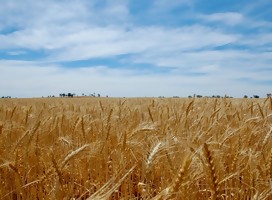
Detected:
left=59, top=93, right=102, bottom=98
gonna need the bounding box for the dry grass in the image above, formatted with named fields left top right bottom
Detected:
left=0, top=97, right=272, bottom=199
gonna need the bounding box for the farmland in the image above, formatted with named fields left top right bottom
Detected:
left=0, top=97, right=271, bottom=199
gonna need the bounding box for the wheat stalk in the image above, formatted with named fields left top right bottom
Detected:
left=87, top=165, right=135, bottom=200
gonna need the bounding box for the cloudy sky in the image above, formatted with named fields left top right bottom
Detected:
left=0, top=0, right=272, bottom=98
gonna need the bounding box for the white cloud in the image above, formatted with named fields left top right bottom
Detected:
left=0, top=0, right=271, bottom=98
left=199, top=12, right=244, bottom=26
left=240, top=33, right=272, bottom=47
left=0, top=59, right=270, bottom=98
left=1, top=24, right=239, bottom=62
left=0, top=60, right=186, bottom=97
left=7, top=50, right=26, bottom=55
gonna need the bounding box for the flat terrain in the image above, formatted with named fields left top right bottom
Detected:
left=0, top=97, right=271, bottom=199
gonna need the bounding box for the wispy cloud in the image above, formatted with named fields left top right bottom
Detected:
left=7, top=50, right=26, bottom=56
left=199, top=12, right=244, bottom=26
left=0, top=0, right=271, bottom=97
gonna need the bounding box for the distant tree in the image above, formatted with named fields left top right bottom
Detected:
left=188, top=96, right=192, bottom=98
left=68, top=93, right=73, bottom=98
left=196, top=95, right=202, bottom=98
left=253, top=95, right=259, bottom=98
left=244, top=95, right=248, bottom=98
left=97, top=93, right=101, bottom=97
left=267, top=93, right=271, bottom=97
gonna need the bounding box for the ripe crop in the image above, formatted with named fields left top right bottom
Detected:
left=0, top=97, right=271, bottom=199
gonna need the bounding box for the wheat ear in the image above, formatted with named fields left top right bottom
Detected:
left=146, top=142, right=162, bottom=177
left=61, top=144, right=90, bottom=169
left=152, top=155, right=192, bottom=200
left=203, top=143, right=220, bottom=200
left=167, top=155, right=192, bottom=199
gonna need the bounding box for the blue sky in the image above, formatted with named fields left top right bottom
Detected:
left=0, top=0, right=271, bottom=97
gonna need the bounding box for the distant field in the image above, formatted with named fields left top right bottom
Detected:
left=0, top=97, right=271, bottom=199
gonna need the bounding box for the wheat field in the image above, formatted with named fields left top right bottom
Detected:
left=0, top=97, right=271, bottom=199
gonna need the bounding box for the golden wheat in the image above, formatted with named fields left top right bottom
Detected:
left=0, top=97, right=271, bottom=199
